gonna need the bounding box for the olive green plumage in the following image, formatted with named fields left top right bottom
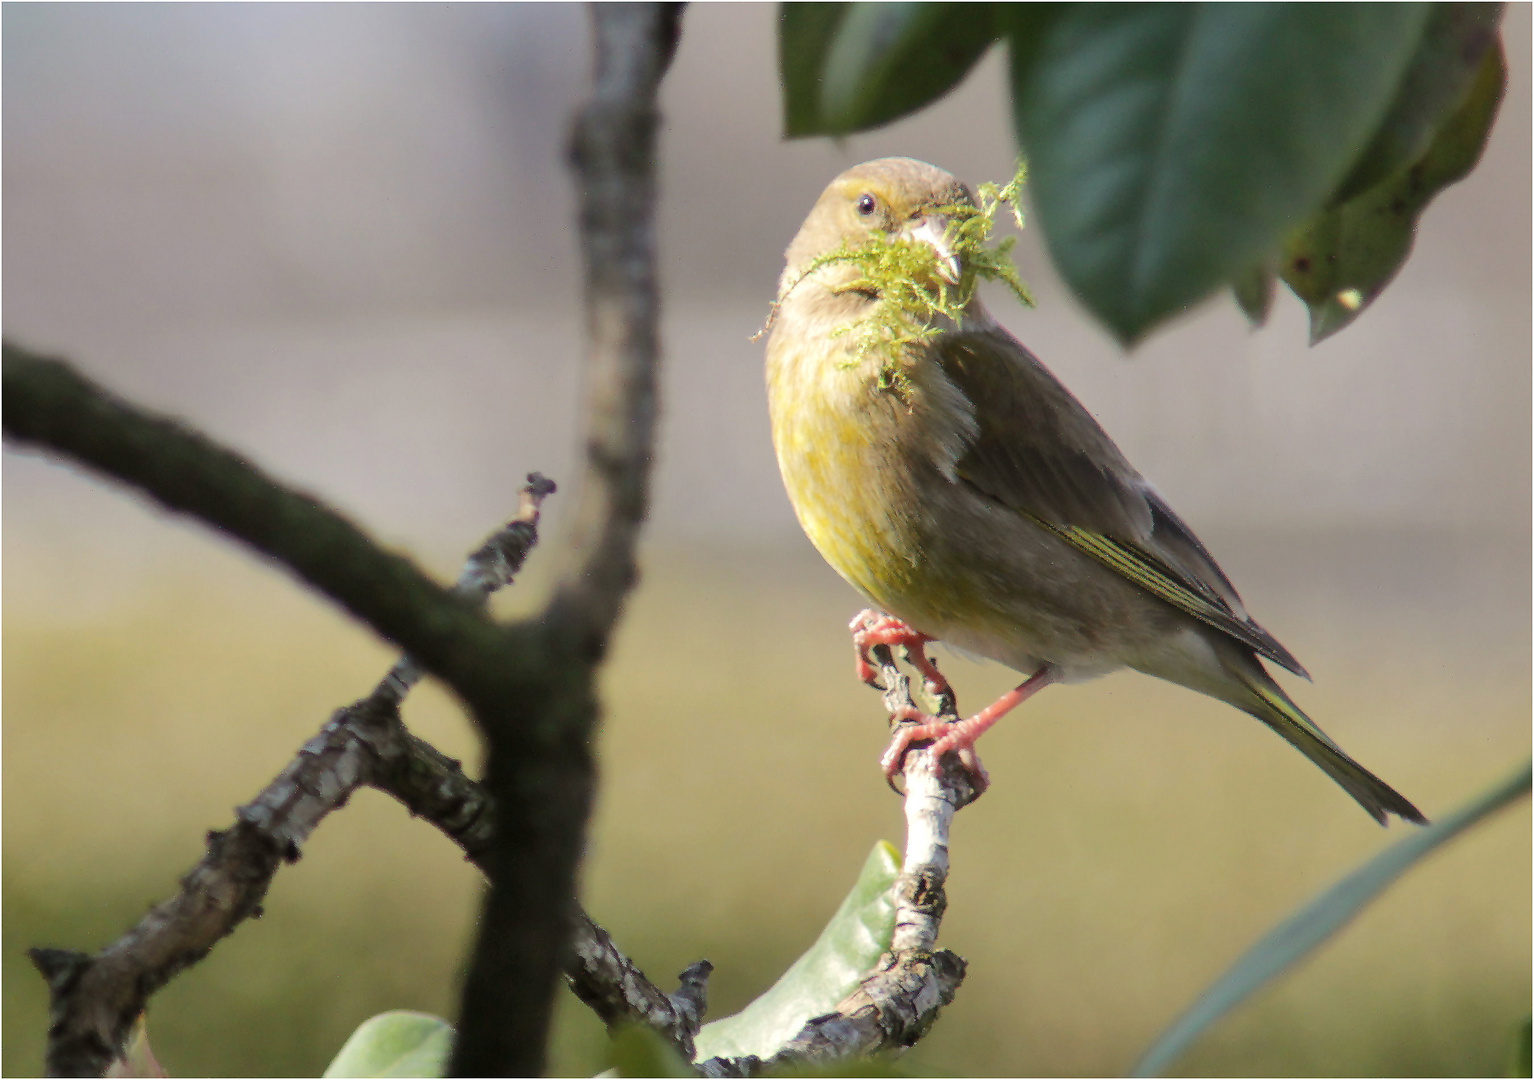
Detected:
left=765, top=157, right=1424, bottom=826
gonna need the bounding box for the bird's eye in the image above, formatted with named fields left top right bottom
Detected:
left=855, top=193, right=877, bottom=216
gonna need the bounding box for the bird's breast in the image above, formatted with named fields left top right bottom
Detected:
left=764, top=317, right=991, bottom=633
left=765, top=311, right=1174, bottom=677
left=766, top=333, right=926, bottom=605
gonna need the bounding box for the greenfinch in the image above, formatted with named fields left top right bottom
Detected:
left=765, top=157, right=1424, bottom=826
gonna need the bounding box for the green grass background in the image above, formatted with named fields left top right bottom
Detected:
left=4, top=528, right=1527, bottom=1077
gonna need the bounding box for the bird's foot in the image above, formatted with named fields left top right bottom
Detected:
left=850, top=609, right=952, bottom=702
left=880, top=665, right=1061, bottom=795
left=881, top=705, right=991, bottom=794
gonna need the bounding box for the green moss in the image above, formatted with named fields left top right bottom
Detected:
left=946, top=163, right=1037, bottom=314
left=763, top=162, right=1036, bottom=400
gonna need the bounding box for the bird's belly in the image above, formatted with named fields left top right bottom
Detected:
left=884, top=519, right=1163, bottom=684
left=774, top=418, right=923, bottom=610
left=768, top=339, right=1185, bottom=683
left=775, top=417, right=1173, bottom=683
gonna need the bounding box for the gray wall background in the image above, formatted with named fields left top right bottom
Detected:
left=4, top=8, right=1528, bottom=1077
left=5, top=3, right=1529, bottom=589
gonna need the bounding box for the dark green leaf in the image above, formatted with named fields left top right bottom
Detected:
left=1007, top=3, right=1433, bottom=344
left=780, top=4, right=852, bottom=138
left=1331, top=2, right=1504, bottom=204
left=322, top=1011, right=453, bottom=1079
left=693, top=842, right=901, bottom=1061
left=1282, top=39, right=1505, bottom=343
left=1131, top=761, right=1532, bottom=1078
left=607, top=1024, right=694, bottom=1078
left=781, top=4, right=1000, bottom=137
left=1511, top=1016, right=1532, bottom=1078
left=1230, top=265, right=1276, bottom=328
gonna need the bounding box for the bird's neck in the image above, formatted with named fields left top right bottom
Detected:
left=777, top=273, right=995, bottom=339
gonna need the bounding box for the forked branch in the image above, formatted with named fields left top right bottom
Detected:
left=702, top=646, right=974, bottom=1076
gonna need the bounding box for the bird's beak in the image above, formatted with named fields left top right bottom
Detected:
left=903, top=215, right=962, bottom=285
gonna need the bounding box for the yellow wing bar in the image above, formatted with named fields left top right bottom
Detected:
left=1032, top=517, right=1288, bottom=667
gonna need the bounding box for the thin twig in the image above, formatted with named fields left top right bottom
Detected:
left=369, top=729, right=713, bottom=1059
left=449, top=5, right=684, bottom=1074
left=701, top=645, right=973, bottom=1077
left=568, top=922, right=714, bottom=1062
left=369, top=673, right=715, bottom=1060
left=25, top=480, right=558, bottom=1078
left=31, top=697, right=389, bottom=1078
left=1, top=342, right=529, bottom=700
left=546, top=1, right=682, bottom=647
left=372, top=474, right=558, bottom=706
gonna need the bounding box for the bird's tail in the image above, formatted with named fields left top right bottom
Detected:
left=1224, top=651, right=1427, bottom=826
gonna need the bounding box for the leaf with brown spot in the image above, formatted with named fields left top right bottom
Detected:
left=1281, top=38, right=1505, bottom=344
left=1330, top=2, right=1504, bottom=204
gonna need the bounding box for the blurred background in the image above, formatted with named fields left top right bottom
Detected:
left=4, top=4, right=1528, bottom=1076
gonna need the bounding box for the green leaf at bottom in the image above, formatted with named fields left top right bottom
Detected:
left=694, top=841, right=902, bottom=1061
left=608, top=1023, right=696, bottom=1078
left=1132, top=761, right=1532, bottom=1078
left=323, top=1011, right=453, bottom=1079
left=1512, top=1015, right=1533, bottom=1078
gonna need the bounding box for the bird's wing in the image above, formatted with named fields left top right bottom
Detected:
left=933, top=328, right=1308, bottom=678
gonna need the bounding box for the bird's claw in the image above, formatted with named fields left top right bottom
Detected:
left=850, top=609, right=953, bottom=700
left=880, top=707, right=990, bottom=796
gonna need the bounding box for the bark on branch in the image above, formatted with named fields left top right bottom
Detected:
left=448, top=5, right=683, bottom=1073
left=22, top=483, right=551, bottom=1077
left=9, top=7, right=688, bottom=1071
left=551, top=2, right=684, bottom=650
left=22, top=471, right=708, bottom=1075
left=11, top=4, right=969, bottom=1074
left=702, top=646, right=974, bottom=1076
left=2, top=342, right=535, bottom=703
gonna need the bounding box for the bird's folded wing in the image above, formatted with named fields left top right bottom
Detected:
left=935, top=329, right=1308, bottom=678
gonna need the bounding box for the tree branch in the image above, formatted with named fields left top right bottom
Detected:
left=449, top=5, right=683, bottom=1073
left=24, top=482, right=552, bottom=1077
left=1, top=342, right=534, bottom=703
left=6, top=14, right=692, bottom=1057
left=702, top=647, right=973, bottom=1076
left=371, top=474, right=557, bottom=707
left=24, top=470, right=708, bottom=1075
left=568, top=928, right=714, bottom=1062
left=549, top=1, right=684, bottom=649
left=369, top=725, right=714, bottom=1061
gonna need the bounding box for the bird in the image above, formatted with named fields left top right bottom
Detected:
left=763, top=156, right=1425, bottom=826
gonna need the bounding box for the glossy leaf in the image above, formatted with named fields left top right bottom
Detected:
left=607, top=1024, right=695, bottom=1078
left=1331, top=2, right=1504, bottom=204
left=782, top=4, right=999, bottom=137
left=322, top=1011, right=453, bottom=1079
left=1132, top=761, right=1532, bottom=1078
left=780, top=4, right=849, bottom=137
left=1229, top=265, right=1276, bottom=329
left=1282, top=39, right=1505, bottom=343
left=693, top=841, right=901, bottom=1061
left=1007, top=3, right=1432, bottom=344
left=1512, top=1016, right=1532, bottom=1078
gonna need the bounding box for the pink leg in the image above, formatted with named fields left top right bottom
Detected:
left=849, top=609, right=952, bottom=699
left=881, top=664, right=1059, bottom=788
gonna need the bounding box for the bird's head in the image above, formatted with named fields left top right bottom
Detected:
left=783, top=157, right=976, bottom=292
